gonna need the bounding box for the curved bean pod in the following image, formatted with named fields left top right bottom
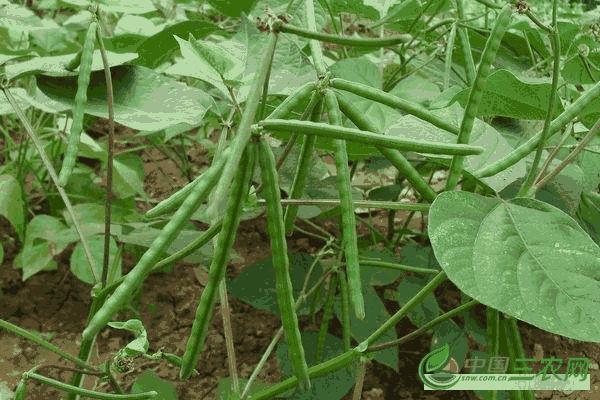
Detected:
left=179, top=144, right=257, bottom=380
left=82, top=147, right=238, bottom=342
left=329, top=78, right=460, bottom=136
left=260, top=120, right=484, bottom=156
left=324, top=90, right=364, bottom=320
left=257, top=136, right=311, bottom=390
left=145, top=148, right=231, bottom=219
left=445, top=4, right=513, bottom=191
left=58, top=21, right=97, bottom=187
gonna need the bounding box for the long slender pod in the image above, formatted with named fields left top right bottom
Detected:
left=475, top=77, right=600, bottom=178
left=208, top=32, right=277, bottom=221
left=58, top=21, right=97, bottom=187
left=337, top=268, right=352, bottom=374
left=324, top=90, right=364, bottom=320
left=179, top=144, right=256, bottom=380
left=329, top=78, right=460, bottom=135
left=94, top=219, right=224, bottom=305
left=335, top=93, right=437, bottom=203
left=145, top=148, right=231, bottom=218
left=266, top=82, right=316, bottom=120
left=316, top=272, right=338, bottom=361
left=259, top=120, right=483, bottom=156
left=445, top=4, right=513, bottom=191
left=283, top=135, right=317, bottom=236
left=283, top=94, right=324, bottom=236
left=257, top=136, right=311, bottom=390
left=81, top=147, right=240, bottom=342
left=274, top=21, right=410, bottom=48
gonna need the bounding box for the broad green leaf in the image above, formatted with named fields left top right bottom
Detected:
left=429, top=191, right=600, bottom=342
left=15, top=243, right=57, bottom=281
left=499, top=160, right=584, bottom=217
left=71, top=235, right=121, bottom=285
left=451, top=70, right=564, bottom=120
left=36, top=65, right=212, bottom=131
left=577, top=190, right=600, bottom=246
left=134, top=20, right=220, bottom=69
left=118, top=225, right=229, bottom=265
left=131, top=370, right=177, bottom=400
left=333, top=259, right=401, bottom=371
left=387, top=102, right=526, bottom=192
left=4, top=51, right=138, bottom=81
left=227, top=253, right=322, bottom=316
left=0, top=174, right=25, bottom=242
left=14, top=215, right=69, bottom=281
left=276, top=332, right=356, bottom=400
left=0, top=88, right=31, bottom=115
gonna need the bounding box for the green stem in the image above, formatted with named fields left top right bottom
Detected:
left=358, top=258, right=439, bottom=274
left=0, top=319, right=98, bottom=372
left=28, top=372, right=157, bottom=400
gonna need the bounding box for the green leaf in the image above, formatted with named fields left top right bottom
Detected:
left=215, top=378, right=269, bottom=400
left=108, top=319, right=149, bottom=357
left=429, top=191, right=600, bottom=342
left=4, top=51, right=138, bottom=81
left=0, top=175, right=25, bottom=243
left=227, top=253, right=322, bottom=316
left=451, top=70, right=565, bottom=120
left=71, top=235, right=121, bottom=285
left=35, top=65, right=212, bottom=131
left=130, top=370, right=178, bottom=400
left=388, top=102, right=526, bottom=193
left=134, top=20, right=221, bottom=69
left=276, top=332, right=356, bottom=400
left=577, top=190, right=600, bottom=246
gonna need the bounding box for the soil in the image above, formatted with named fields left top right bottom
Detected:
left=0, top=120, right=598, bottom=400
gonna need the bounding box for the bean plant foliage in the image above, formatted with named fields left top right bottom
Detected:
left=1, top=0, right=600, bottom=398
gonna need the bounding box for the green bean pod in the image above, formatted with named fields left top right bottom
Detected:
left=475, top=77, right=600, bottom=178
left=260, top=120, right=483, bottom=156
left=323, top=90, right=364, bottom=320
left=82, top=147, right=239, bottom=342
left=14, top=378, right=27, bottom=400
left=337, top=268, right=352, bottom=374
left=445, top=4, right=513, bottom=191
left=266, top=82, right=316, bottom=121
left=309, top=279, right=324, bottom=324
left=283, top=135, right=317, bottom=236
left=58, top=21, right=97, bottom=187
left=257, top=136, right=311, bottom=390
left=179, top=144, right=257, bottom=380
left=335, top=92, right=437, bottom=203
left=275, top=21, right=409, bottom=48
left=146, top=148, right=231, bottom=219
left=329, top=78, right=460, bottom=136
left=317, top=273, right=338, bottom=361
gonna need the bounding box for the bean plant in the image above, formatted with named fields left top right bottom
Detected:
left=1, top=0, right=599, bottom=399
